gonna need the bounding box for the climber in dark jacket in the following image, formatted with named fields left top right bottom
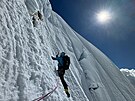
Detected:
left=51, top=52, right=70, bottom=97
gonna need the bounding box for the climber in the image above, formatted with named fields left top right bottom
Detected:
left=32, top=11, right=43, bottom=27
left=51, top=52, right=70, bottom=97
left=37, top=11, right=43, bottom=20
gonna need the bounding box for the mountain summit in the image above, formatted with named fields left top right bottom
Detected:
left=0, top=0, right=135, bottom=101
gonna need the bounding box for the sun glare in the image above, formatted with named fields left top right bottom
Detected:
left=97, top=10, right=112, bottom=23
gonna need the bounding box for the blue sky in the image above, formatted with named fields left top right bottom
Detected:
left=50, top=0, right=135, bottom=69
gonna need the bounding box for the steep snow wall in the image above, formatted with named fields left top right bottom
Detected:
left=0, top=0, right=135, bottom=101
left=0, top=0, right=88, bottom=101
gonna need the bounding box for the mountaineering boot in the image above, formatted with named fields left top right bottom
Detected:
left=64, top=88, right=70, bottom=98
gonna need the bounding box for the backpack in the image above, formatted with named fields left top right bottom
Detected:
left=63, top=55, right=70, bottom=70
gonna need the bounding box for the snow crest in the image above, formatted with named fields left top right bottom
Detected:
left=0, top=0, right=135, bottom=101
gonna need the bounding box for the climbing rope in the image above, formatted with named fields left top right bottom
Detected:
left=33, top=79, right=59, bottom=101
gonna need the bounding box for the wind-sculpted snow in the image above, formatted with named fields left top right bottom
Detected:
left=0, top=0, right=135, bottom=101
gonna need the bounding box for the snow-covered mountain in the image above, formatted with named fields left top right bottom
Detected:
left=120, top=69, right=135, bottom=88
left=121, top=69, right=135, bottom=77
left=0, top=0, right=135, bottom=101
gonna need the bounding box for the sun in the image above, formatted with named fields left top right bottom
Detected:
left=96, top=10, right=112, bottom=23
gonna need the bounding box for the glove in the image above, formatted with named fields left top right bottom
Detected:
left=51, top=56, right=55, bottom=60
left=56, top=52, right=59, bottom=57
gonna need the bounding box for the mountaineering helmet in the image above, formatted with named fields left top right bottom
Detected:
left=60, top=52, right=65, bottom=57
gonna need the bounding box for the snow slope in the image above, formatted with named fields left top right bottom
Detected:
left=0, top=0, right=135, bottom=101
